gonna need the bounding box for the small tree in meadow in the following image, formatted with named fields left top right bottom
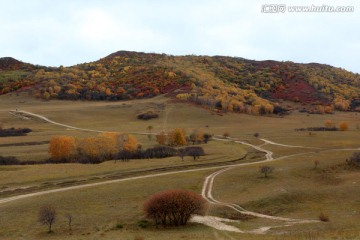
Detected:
left=339, top=122, right=349, bottom=131
left=324, top=120, right=333, bottom=128
left=259, top=166, right=273, bottom=178
left=186, top=146, right=205, bottom=160
left=66, top=214, right=73, bottom=231
left=156, top=131, right=167, bottom=145
left=313, top=160, right=320, bottom=169
left=177, top=148, right=187, bottom=161
left=39, top=205, right=56, bottom=233
left=173, top=128, right=187, bottom=146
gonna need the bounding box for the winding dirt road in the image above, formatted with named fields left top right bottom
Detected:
left=197, top=137, right=320, bottom=233
left=5, top=110, right=360, bottom=234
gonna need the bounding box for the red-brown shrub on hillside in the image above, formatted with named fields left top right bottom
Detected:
left=144, top=189, right=207, bottom=227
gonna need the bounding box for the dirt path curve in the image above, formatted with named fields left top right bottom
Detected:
left=193, top=137, right=320, bottom=233
left=9, top=110, right=105, bottom=133
left=9, top=110, right=156, bottom=136
left=198, top=138, right=358, bottom=233
left=5, top=110, right=359, bottom=234
left=259, top=138, right=320, bottom=149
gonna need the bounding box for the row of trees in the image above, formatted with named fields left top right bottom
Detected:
left=324, top=120, right=349, bottom=131
left=156, top=128, right=212, bottom=146
left=49, top=134, right=206, bottom=163
left=48, top=133, right=138, bottom=163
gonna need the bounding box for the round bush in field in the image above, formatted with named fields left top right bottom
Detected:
left=144, top=189, right=207, bottom=227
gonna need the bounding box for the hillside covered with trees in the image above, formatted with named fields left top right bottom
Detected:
left=0, top=51, right=359, bottom=115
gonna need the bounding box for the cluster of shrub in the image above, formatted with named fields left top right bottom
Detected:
left=0, top=127, right=32, bottom=137
left=1, top=145, right=205, bottom=165
left=144, top=189, right=206, bottom=227
left=295, top=127, right=338, bottom=132
left=0, top=156, right=37, bottom=165
left=347, top=152, right=360, bottom=167
left=137, top=111, right=159, bottom=120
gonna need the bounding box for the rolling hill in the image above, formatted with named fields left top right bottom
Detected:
left=0, top=51, right=359, bottom=115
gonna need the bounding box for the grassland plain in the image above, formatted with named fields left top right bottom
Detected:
left=0, top=93, right=359, bottom=239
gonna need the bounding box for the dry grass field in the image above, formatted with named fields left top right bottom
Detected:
left=0, top=93, right=359, bottom=239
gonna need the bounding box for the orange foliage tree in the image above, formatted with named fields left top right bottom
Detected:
left=324, top=120, right=333, bottom=128
left=123, top=134, right=138, bottom=152
left=169, top=128, right=187, bottom=146
left=156, top=131, right=167, bottom=145
left=339, top=122, right=349, bottom=131
left=48, top=136, right=77, bottom=162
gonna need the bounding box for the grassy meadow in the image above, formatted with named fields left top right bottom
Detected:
left=0, top=92, right=359, bottom=239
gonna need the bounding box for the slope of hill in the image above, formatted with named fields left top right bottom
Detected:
left=0, top=51, right=359, bottom=114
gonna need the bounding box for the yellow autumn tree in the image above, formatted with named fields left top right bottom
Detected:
left=48, top=136, right=77, bottom=162
left=124, top=135, right=138, bottom=152
left=170, top=128, right=187, bottom=146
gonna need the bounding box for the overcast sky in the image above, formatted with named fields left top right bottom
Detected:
left=0, top=0, right=359, bottom=73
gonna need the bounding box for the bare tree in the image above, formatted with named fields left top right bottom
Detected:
left=313, top=160, right=320, bottom=169
left=39, top=205, right=56, bottom=233
left=177, top=148, right=187, bottom=161
left=66, top=214, right=73, bottom=231
left=147, top=125, right=153, bottom=141
left=259, top=166, right=273, bottom=178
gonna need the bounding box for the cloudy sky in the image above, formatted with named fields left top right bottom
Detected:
left=0, top=0, right=359, bottom=73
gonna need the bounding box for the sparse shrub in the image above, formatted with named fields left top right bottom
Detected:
left=137, top=111, right=159, bottom=120
left=223, top=132, right=230, bottom=138
left=319, top=212, right=330, bottom=222
left=38, top=205, right=56, bottom=233
left=144, top=189, right=207, bottom=227
left=0, top=127, right=32, bottom=137
left=137, top=220, right=150, bottom=228
left=66, top=214, right=73, bottom=231
left=348, top=152, right=360, bottom=167
left=313, top=160, right=320, bottom=169
left=115, top=223, right=123, bottom=229
left=0, top=156, right=20, bottom=165
left=259, top=165, right=273, bottom=178
left=254, top=133, right=259, bottom=138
